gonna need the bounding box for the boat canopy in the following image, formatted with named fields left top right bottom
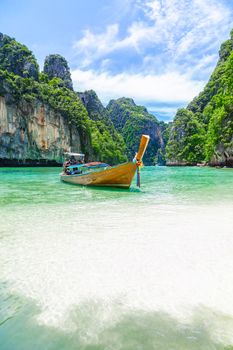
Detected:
left=67, top=162, right=109, bottom=170
left=64, top=152, right=85, bottom=157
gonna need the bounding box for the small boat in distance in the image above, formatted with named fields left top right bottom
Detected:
left=60, top=135, right=150, bottom=188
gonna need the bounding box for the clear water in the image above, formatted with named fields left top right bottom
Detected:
left=0, top=166, right=233, bottom=350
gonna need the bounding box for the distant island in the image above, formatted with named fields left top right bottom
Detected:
left=0, top=31, right=232, bottom=167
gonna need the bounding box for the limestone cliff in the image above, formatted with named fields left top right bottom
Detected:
left=43, top=54, right=73, bottom=90
left=209, top=144, right=233, bottom=167
left=0, top=31, right=165, bottom=166
left=0, top=96, right=82, bottom=166
left=77, top=90, right=108, bottom=122
left=0, top=33, right=39, bottom=80
left=106, top=98, right=165, bottom=165
left=78, top=91, right=168, bottom=165
left=166, top=30, right=233, bottom=167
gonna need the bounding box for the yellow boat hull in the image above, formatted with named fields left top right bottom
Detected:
left=61, top=134, right=150, bottom=188
left=61, top=162, right=137, bottom=188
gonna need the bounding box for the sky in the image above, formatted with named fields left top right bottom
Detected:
left=1, top=0, right=233, bottom=121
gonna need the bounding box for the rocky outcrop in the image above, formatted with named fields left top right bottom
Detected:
left=0, top=96, right=81, bottom=166
left=209, top=145, right=233, bottom=167
left=0, top=33, right=39, bottom=80
left=77, top=90, right=115, bottom=128
left=107, top=98, right=136, bottom=130
left=77, top=93, right=167, bottom=165
left=43, top=54, right=73, bottom=90
left=77, top=90, right=105, bottom=120
left=166, top=29, right=233, bottom=167
left=106, top=98, right=165, bottom=165
left=0, top=33, right=94, bottom=166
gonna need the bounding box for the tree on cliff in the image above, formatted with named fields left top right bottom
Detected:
left=106, top=98, right=165, bottom=165
left=0, top=33, right=39, bottom=80
left=166, top=109, right=205, bottom=164
left=43, top=54, right=73, bottom=90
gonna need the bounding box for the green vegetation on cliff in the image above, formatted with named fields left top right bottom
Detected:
left=166, top=109, right=206, bottom=164
left=44, top=54, right=73, bottom=90
left=0, top=69, right=91, bottom=152
left=106, top=98, right=164, bottom=165
left=0, top=33, right=127, bottom=164
left=166, top=30, right=233, bottom=166
left=0, top=33, right=39, bottom=80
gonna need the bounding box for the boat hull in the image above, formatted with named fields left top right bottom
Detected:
left=60, top=162, right=137, bottom=188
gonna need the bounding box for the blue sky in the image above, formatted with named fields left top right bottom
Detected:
left=1, top=0, right=233, bottom=121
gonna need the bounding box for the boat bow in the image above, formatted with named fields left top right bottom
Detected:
left=61, top=134, right=150, bottom=188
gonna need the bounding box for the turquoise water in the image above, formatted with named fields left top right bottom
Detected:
left=0, top=166, right=233, bottom=206
left=0, top=166, right=233, bottom=349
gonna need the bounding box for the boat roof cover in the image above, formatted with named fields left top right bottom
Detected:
left=83, top=162, right=109, bottom=167
left=64, top=152, right=85, bottom=157
left=67, top=162, right=109, bottom=169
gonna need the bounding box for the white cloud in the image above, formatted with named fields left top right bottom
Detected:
left=72, top=22, right=153, bottom=68
left=138, top=0, right=231, bottom=58
left=73, top=24, right=119, bottom=66
left=72, top=0, right=231, bottom=70
left=71, top=0, right=232, bottom=119
left=72, top=69, right=205, bottom=106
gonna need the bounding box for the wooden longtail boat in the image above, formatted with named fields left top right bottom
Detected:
left=60, top=135, right=150, bottom=188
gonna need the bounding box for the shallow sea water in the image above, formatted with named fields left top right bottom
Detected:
left=0, top=166, right=233, bottom=350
